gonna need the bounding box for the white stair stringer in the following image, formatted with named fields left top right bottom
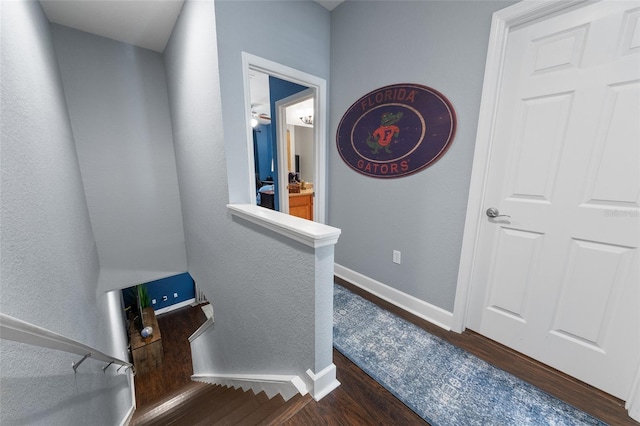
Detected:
left=191, top=373, right=308, bottom=401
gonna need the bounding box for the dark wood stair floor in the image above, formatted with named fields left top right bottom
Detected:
left=131, top=382, right=312, bottom=426
left=131, top=288, right=637, bottom=425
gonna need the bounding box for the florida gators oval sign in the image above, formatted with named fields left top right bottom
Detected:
left=336, top=83, right=456, bottom=178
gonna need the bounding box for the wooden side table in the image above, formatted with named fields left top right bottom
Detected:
left=130, top=307, right=163, bottom=375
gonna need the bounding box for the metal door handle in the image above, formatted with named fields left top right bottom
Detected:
left=486, top=207, right=510, bottom=218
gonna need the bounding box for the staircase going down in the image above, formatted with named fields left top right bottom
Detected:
left=131, top=381, right=311, bottom=425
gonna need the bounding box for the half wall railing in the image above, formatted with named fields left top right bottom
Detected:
left=0, top=312, right=132, bottom=373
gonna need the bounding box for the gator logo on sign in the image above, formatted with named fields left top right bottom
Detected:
left=337, top=84, right=456, bottom=178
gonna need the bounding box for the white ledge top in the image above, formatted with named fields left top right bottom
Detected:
left=227, top=204, right=341, bottom=248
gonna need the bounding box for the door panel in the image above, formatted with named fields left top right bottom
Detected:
left=586, top=81, right=639, bottom=204
left=508, top=92, right=573, bottom=202
left=531, top=24, right=589, bottom=74
left=486, top=228, right=543, bottom=322
left=467, top=1, right=640, bottom=400
left=551, top=239, right=633, bottom=349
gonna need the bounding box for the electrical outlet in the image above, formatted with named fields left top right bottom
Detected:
left=173, top=292, right=178, bottom=298
left=393, top=250, right=401, bottom=264
left=162, top=295, right=168, bottom=302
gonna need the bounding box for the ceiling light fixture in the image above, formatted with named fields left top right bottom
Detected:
left=299, top=115, right=313, bottom=125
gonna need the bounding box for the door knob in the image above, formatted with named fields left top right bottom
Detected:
left=486, top=207, right=510, bottom=218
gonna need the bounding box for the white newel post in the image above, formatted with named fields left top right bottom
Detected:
left=227, top=204, right=341, bottom=401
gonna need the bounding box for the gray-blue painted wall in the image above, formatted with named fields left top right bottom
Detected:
left=0, top=2, right=521, bottom=421
left=50, top=24, right=188, bottom=293
left=165, top=0, right=335, bottom=388
left=214, top=0, right=331, bottom=204
left=0, top=1, right=131, bottom=424
left=329, top=1, right=516, bottom=311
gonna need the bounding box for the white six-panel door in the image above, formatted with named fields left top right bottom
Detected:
left=465, top=0, right=639, bottom=400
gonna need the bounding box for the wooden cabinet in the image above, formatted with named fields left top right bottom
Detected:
left=130, top=307, right=163, bottom=375
left=289, top=190, right=313, bottom=221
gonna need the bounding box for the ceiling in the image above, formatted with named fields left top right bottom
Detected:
left=40, top=0, right=343, bottom=53
left=314, top=0, right=344, bottom=11
left=40, top=0, right=185, bottom=53
left=40, top=0, right=336, bottom=125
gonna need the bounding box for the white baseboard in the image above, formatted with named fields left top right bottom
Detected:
left=188, top=317, right=214, bottom=342
left=191, top=373, right=307, bottom=401
left=118, top=404, right=134, bottom=426
left=118, top=405, right=136, bottom=426
left=629, top=397, right=640, bottom=422
left=627, top=364, right=640, bottom=421
left=154, top=298, right=196, bottom=315
left=334, top=263, right=453, bottom=331
left=307, top=363, right=340, bottom=401
left=119, top=371, right=135, bottom=426
left=119, top=367, right=135, bottom=426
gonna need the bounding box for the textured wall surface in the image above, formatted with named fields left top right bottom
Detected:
left=50, top=24, right=187, bottom=292
left=0, top=1, right=131, bottom=424
left=295, top=126, right=314, bottom=183
left=268, top=75, right=308, bottom=210
left=165, top=0, right=334, bottom=388
left=214, top=0, right=330, bottom=204
left=123, top=272, right=195, bottom=311
left=329, top=1, right=515, bottom=311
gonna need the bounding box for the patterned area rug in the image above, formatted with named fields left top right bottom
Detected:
left=333, top=284, right=606, bottom=426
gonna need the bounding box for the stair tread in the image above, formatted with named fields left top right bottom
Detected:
left=132, top=382, right=210, bottom=423
left=133, top=384, right=229, bottom=425
left=210, top=391, right=272, bottom=425
left=133, top=382, right=309, bottom=426
left=234, top=393, right=288, bottom=425
left=168, top=386, right=256, bottom=426
left=255, top=393, right=313, bottom=426
left=157, top=385, right=243, bottom=426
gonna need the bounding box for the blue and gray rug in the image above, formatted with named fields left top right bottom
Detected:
left=333, top=284, right=606, bottom=426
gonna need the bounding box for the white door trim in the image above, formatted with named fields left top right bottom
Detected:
left=627, top=362, right=640, bottom=422
left=242, top=52, right=327, bottom=224
left=452, top=0, right=588, bottom=333
left=452, top=0, right=638, bottom=417
left=275, top=89, right=314, bottom=215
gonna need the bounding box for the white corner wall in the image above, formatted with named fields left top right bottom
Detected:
left=164, top=0, right=337, bottom=397
left=328, top=0, right=517, bottom=312
left=50, top=24, right=187, bottom=292
left=0, top=1, right=132, bottom=424
left=294, top=126, right=314, bottom=183
left=214, top=0, right=331, bottom=204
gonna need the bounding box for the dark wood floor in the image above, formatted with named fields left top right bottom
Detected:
left=134, top=282, right=637, bottom=425
left=283, top=348, right=427, bottom=425
left=331, top=278, right=637, bottom=426
left=134, top=304, right=208, bottom=407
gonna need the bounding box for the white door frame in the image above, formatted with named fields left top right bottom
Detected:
left=242, top=52, right=327, bottom=224
left=452, top=0, right=640, bottom=418
left=275, top=89, right=314, bottom=216
left=452, top=0, right=588, bottom=333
